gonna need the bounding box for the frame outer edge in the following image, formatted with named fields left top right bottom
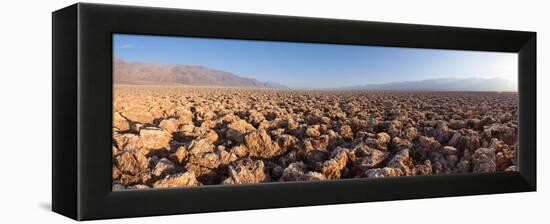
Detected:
left=52, top=3, right=79, bottom=220
left=518, top=33, right=536, bottom=190
left=77, top=2, right=83, bottom=220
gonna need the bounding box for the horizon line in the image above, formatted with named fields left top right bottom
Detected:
left=114, top=57, right=517, bottom=88
left=113, top=83, right=518, bottom=93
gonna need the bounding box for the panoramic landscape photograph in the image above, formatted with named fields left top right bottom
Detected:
left=112, top=34, right=518, bottom=190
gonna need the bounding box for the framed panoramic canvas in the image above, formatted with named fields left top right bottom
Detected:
left=52, top=3, right=536, bottom=221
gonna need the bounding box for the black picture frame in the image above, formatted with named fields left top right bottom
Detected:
left=52, top=3, right=536, bottom=221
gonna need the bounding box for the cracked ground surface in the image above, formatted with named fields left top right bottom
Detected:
left=112, top=85, right=518, bottom=190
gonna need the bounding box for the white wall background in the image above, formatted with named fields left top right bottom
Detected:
left=0, top=0, right=546, bottom=223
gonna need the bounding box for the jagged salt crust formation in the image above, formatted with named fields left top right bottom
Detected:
left=112, top=86, right=518, bottom=190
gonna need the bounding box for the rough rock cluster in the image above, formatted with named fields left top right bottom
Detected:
left=112, top=86, right=518, bottom=190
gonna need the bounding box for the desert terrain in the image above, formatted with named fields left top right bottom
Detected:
left=112, top=85, right=518, bottom=190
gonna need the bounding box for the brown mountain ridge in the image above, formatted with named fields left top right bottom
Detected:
left=113, top=59, right=286, bottom=88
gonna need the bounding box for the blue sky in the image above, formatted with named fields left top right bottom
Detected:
left=114, top=34, right=517, bottom=88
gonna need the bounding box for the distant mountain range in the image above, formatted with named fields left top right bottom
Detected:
left=114, top=59, right=287, bottom=88
left=343, top=77, right=517, bottom=92
left=114, top=59, right=516, bottom=92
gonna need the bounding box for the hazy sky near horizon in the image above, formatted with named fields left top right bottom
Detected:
left=113, top=34, right=517, bottom=88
